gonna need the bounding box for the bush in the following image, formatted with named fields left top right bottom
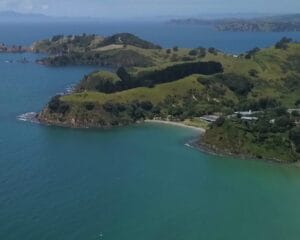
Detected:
left=284, top=75, right=300, bottom=91
left=258, top=97, right=281, bottom=109
left=214, top=117, right=225, bottom=127
left=245, top=47, right=260, bottom=59
left=116, top=67, right=131, bottom=82
left=173, top=46, right=179, bottom=52
left=181, top=56, right=195, bottom=61
left=216, top=74, right=253, bottom=96
left=51, top=35, right=63, bottom=42
left=274, top=116, right=294, bottom=131
left=275, top=37, right=292, bottom=50
left=274, top=106, right=287, bottom=116
left=140, top=101, right=153, bottom=111
left=85, top=102, right=95, bottom=111
left=208, top=47, right=218, bottom=55
left=249, top=69, right=258, bottom=77
left=197, top=47, right=206, bottom=58
left=189, top=49, right=198, bottom=56
left=289, top=127, right=300, bottom=152
left=48, top=95, right=70, bottom=114
left=170, top=54, right=179, bottom=62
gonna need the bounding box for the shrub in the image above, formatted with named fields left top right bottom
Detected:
left=189, top=49, right=198, bottom=56
left=170, top=54, right=179, bottom=62
left=85, top=102, right=95, bottom=111
left=275, top=37, right=292, bottom=50
left=208, top=47, right=218, bottom=55
left=140, top=101, right=153, bottom=111
left=289, top=127, right=300, bottom=152
left=214, top=117, right=225, bottom=127
left=216, top=74, right=253, bottom=96
left=181, top=56, right=195, bottom=61
left=197, top=47, right=206, bottom=58
left=258, top=97, right=281, bottom=109
left=249, top=69, right=258, bottom=77
left=48, top=95, right=70, bottom=114
left=245, top=47, right=260, bottom=59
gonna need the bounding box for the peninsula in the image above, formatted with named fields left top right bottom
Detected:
left=169, top=14, right=300, bottom=32
left=35, top=33, right=300, bottom=163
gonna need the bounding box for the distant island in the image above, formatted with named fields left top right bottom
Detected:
left=169, top=14, right=300, bottom=32
left=0, top=11, right=102, bottom=22
left=0, top=43, right=30, bottom=53
left=17, top=33, right=299, bottom=163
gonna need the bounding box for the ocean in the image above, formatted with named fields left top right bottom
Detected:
left=1, top=22, right=300, bottom=240
left=1, top=21, right=300, bottom=53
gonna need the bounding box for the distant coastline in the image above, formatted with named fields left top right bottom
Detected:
left=169, top=14, right=300, bottom=32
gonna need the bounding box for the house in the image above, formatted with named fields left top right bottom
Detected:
left=241, top=116, right=258, bottom=121
left=234, top=110, right=259, bottom=116
left=288, top=109, right=300, bottom=114
left=200, top=115, right=220, bottom=123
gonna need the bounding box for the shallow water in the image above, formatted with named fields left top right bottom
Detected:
left=1, top=25, right=300, bottom=240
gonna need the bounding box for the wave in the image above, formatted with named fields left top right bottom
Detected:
left=56, top=83, right=76, bottom=96
left=65, top=84, right=76, bottom=94
left=17, top=112, right=39, bottom=123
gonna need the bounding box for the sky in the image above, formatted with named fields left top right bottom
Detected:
left=0, top=0, right=299, bottom=19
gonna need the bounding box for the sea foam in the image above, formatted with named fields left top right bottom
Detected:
left=17, top=112, right=39, bottom=123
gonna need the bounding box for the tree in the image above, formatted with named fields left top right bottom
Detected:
left=116, top=67, right=131, bottom=83
left=245, top=47, right=260, bottom=59
left=140, top=101, right=153, bottom=111
left=48, top=95, right=69, bottom=114
left=248, top=69, right=258, bottom=77
left=173, top=46, right=179, bottom=52
left=85, top=102, right=95, bottom=111
left=214, top=116, right=225, bottom=127
left=208, top=47, right=218, bottom=55
left=289, top=127, right=300, bottom=152
left=189, top=49, right=198, bottom=56
left=275, top=37, right=293, bottom=50
left=197, top=47, right=206, bottom=58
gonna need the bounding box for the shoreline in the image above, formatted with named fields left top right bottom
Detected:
left=144, top=119, right=206, bottom=133
left=21, top=115, right=300, bottom=165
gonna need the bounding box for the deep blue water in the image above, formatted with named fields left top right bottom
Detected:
left=1, top=22, right=300, bottom=53
left=1, top=23, right=300, bottom=240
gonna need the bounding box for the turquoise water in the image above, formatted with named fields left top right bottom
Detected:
left=1, top=26, right=300, bottom=240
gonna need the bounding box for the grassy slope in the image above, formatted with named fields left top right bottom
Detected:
left=62, top=43, right=300, bottom=108
left=64, top=74, right=205, bottom=104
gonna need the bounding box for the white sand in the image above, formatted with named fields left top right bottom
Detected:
left=144, top=120, right=206, bottom=133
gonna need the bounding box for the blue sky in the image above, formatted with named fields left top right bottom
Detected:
left=0, top=0, right=299, bottom=18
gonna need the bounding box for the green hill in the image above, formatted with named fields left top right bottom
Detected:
left=33, top=33, right=163, bottom=67
left=38, top=36, right=300, bottom=162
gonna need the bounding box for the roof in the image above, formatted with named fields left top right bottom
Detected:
left=200, top=115, right=220, bottom=122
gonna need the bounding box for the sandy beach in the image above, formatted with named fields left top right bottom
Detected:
left=144, top=120, right=206, bottom=133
